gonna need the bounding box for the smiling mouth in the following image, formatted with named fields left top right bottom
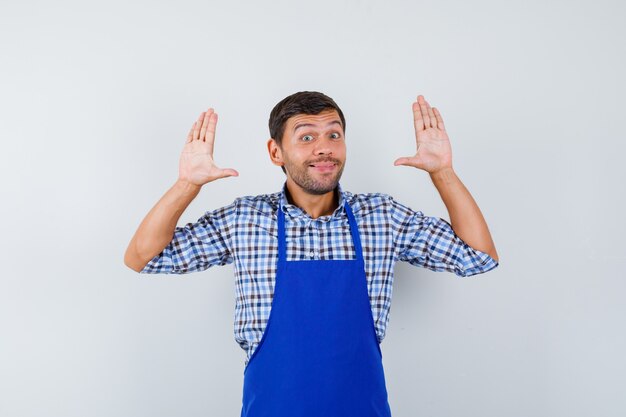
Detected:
left=308, top=162, right=337, bottom=174
left=309, top=163, right=336, bottom=168
left=308, top=158, right=339, bottom=168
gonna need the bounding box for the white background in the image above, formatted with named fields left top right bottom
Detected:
left=1, top=0, right=625, bottom=416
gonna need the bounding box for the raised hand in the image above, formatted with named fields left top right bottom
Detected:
left=394, top=95, right=453, bottom=174
left=178, top=108, right=239, bottom=186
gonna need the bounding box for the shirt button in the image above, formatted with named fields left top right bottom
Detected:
left=309, top=251, right=315, bottom=258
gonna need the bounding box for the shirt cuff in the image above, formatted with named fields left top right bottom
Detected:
left=461, top=248, right=499, bottom=277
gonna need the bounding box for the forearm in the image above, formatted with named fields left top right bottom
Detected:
left=124, top=179, right=202, bottom=271
left=429, top=168, right=499, bottom=262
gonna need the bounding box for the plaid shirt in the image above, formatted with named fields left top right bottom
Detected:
left=140, top=183, right=499, bottom=365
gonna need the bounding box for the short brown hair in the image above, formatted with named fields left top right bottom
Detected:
left=269, top=91, right=346, bottom=148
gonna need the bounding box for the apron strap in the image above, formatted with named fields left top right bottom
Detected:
left=277, top=202, right=287, bottom=263
left=277, top=199, right=364, bottom=264
left=343, top=201, right=364, bottom=263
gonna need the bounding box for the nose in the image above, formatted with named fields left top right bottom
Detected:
left=313, top=137, right=333, bottom=156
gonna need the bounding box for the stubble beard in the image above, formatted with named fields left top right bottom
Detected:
left=284, top=156, right=345, bottom=195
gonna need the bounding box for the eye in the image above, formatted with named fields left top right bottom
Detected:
left=301, top=135, right=314, bottom=142
left=330, top=132, right=341, bottom=139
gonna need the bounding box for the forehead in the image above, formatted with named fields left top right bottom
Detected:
left=285, top=110, right=343, bottom=133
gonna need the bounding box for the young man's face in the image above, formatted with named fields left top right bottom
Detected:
left=268, top=109, right=346, bottom=195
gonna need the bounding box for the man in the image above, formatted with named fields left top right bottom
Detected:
left=124, top=91, right=499, bottom=417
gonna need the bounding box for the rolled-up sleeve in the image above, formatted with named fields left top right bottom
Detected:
left=390, top=197, right=499, bottom=277
left=139, top=199, right=238, bottom=275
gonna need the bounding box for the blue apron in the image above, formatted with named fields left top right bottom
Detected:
left=240, top=199, right=393, bottom=417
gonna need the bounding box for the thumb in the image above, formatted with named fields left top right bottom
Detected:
left=394, top=157, right=413, bottom=167
left=216, top=168, right=239, bottom=179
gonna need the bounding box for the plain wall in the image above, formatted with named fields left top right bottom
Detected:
left=1, top=0, right=625, bottom=416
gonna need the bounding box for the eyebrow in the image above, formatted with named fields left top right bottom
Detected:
left=293, top=120, right=343, bottom=133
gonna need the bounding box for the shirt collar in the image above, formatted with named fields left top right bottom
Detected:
left=279, top=182, right=346, bottom=221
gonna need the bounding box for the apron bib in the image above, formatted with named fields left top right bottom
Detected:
left=240, top=200, right=393, bottom=417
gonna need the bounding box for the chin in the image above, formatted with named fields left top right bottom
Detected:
left=285, top=164, right=344, bottom=195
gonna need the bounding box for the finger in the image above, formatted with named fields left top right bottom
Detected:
left=186, top=122, right=196, bottom=143
left=193, top=112, right=205, bottom=141
left=418, top=95, right=431, bottom=128
left=413, top=101, right=424, bottom=132
left=433, top=107, right=446, bottom=131
left=205, top=112, right=218, bottom=155
left=424, top=99, right=437, bottom=129
left=199, top=108, right=214, bottom=142
left=393, top=156, right=414, bottom=166
left=216, top=167, right=239, bottom=179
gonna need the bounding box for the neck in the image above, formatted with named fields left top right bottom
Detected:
left=284, top=179, right=339, bottom=219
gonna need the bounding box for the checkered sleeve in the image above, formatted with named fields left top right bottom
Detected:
left=139, top=199, right=238, bottom=274
left=390, top=197, right=499, bottom=277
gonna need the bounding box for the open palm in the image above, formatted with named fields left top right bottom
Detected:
left=394, top=95, right=453, bottom=174
left=178, top=108, right=238, bottom=186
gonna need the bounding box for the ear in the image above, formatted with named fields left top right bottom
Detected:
left=267, top=138, right=284, bottom=168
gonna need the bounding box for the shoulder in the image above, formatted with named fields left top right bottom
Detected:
left=232, top=190, right=281, bottom=216
left=199, top=191, right=279, bottom=224
left=343, top=190, right=424, bottom=219
left=343, top=190, right=396, bottom=215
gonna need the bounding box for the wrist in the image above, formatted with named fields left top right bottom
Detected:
left=429, top=166, right=456, bottom=183
left=174, top=179, right=202, bottom=195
